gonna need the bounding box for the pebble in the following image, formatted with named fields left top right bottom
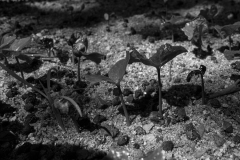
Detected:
left=117, top=135, right=129, bottom=146
left=162, top=141, right=174, bottom=151
left=143, top=123, right=154, bottom=133
left=222, top=121, right=233, bottom=133
left=213, top=133, right=225, bottom=147
left=185, top=123, right=201, bottom=141
left=209, top=99, right=221, bottom=108
left=135, top=126, right=146, bottom=135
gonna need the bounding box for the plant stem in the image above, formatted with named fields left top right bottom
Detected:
left=117, top=85, right=130, bottom=126
left=15, top=57, right=25, bottom=88
left=72, top=46, right=75, bottom=66
left=200, top=73, right=205, bottom=104
left=156, top=67, right=163, bottom=118
left=77, top=57, right=81, bottom=82
left=169, top=60, right=173, bottom=82
left=229, top=36, right=232, bottom=51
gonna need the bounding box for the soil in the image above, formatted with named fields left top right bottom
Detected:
left=1, top=0, right=240, bottom=160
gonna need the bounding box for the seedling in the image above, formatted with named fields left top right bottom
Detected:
left=1, top=35, right=33, bottom=84
left=0, top=63, right=82, bottom=132
left=161, top=15, right=189, bottom=81
left=128, top=43, right=187, bottom=118
left=85, top=52, right=131, bottom=126
left=199, top=5, right=218, bottom=26
left=186, top=65, right=207, bottom=104
left=70, top=33, right=105, bottom=82
left=182, top=16, right=212, bottom=58
left=214, top=21, right=240, bottom=51
left=40, top=37, right=55, bottom=57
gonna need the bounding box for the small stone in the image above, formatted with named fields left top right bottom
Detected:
left=117, top=135, right=129, bottom=146
left=145, top=85, right=155, bottom=95
left=24, top=103, right=35, bottom=112
left=135, top=126, right=146, bottom=135
left=130, top=27, right=136, bottom=35
left=185, top=123, right=201, bottom=141
left=149, top=111, right=162, bottom=123
left=100, top=124, right=119, bottom=138
left=122, top=22, right=128, bottom=28
left=213, top=133, right=225, bottom=147
left=196, top=123, right=205, bottom=138
left=22, top=124, right=35, bottom=135
left=134, top=89, right=143, bottom=99
left=122, top=88, right=133, bottom=96
left=162, top=141, right=174, bottom=151
left=6, top=88, right=19, bottom=98
left=174, top=107, right=189, bottom=122
left=126, top=94, right=134, bottom=103
left=112, top=96, right=121, bottom=106
left=222, top=121, right=233, bottom=133
left=133, top=143, right=140, bottom=149
left=233, top=135, right=240, bottom=144
left=143, top=123, right=154, bottom=133
left=148, top=36, right=155, bottom=43
left=210, top=56, right=218, bottom=63
left=93, top=115, right=107, bottom=124
left=209, top=99, right=221, bottom=108
left=25, top=113, right=38, bottom=124
left=106, top=26, right=110, bottom=32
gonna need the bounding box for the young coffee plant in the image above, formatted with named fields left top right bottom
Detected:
left=214, top=21, right=240, bottom=51
left=128, top=43, right=187, bottom=118
left=1, top=35, right=33, bottom=83
left=161, top=15, right=189, bottom=81
left=182, top=16, right=212, bottom=59
left=0, top=63, right=82, bottom=132
left=70, top=32, right=105, bottom=82
left=186, top=65, right=207, bottom=104
left=85, top=52, right=131, bottom=126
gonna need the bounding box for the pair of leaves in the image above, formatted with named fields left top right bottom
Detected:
left=85, top=51, right=130, bottom=86
left=1, top=35, right=33, bottom=63
left=186, top=65, right=206, bottom=82
left=129, top=43, right=187, bottom=68
left=214, top=21, right=240, bottom=38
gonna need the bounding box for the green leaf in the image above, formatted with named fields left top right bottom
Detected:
left=61, top=96, right=83, bottom=117
left=8, top=36, right=32, bottom=51
left=108, top=51, right=130, bottom=85
left=150, top=43, right=187, bottom=67
left=0, top=62, right=47, bottom=99
left=85, top=74, right=115, bottom=85
left=0, top=35, right=16, bottom=49
left=83, top=52, right=106, bottom=64
left=182, top=16, right=208, bottom=40
left=129, top=48, right=154, bottom=66
left=215, top=22, right=240, bottom=38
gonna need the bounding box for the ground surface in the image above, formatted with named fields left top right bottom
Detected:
left=1, top=0, right=240, bottom=160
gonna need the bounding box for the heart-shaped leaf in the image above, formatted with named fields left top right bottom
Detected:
left=0, top=35, right=16, bottom=49
left=108, top=51, right=130, bottom=85
left=85, top=74, right=115, bottom=85
left=150, top=43, right=187, bottom=67
left=83, top=52, right=106, bottom=64
left=215, top=22, right=240, bottom=38
left=224, top=49, right=240, bottom=60
left=8, top=36, right=32, bottom=51
left=129, top=48, right=154, bottom=66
